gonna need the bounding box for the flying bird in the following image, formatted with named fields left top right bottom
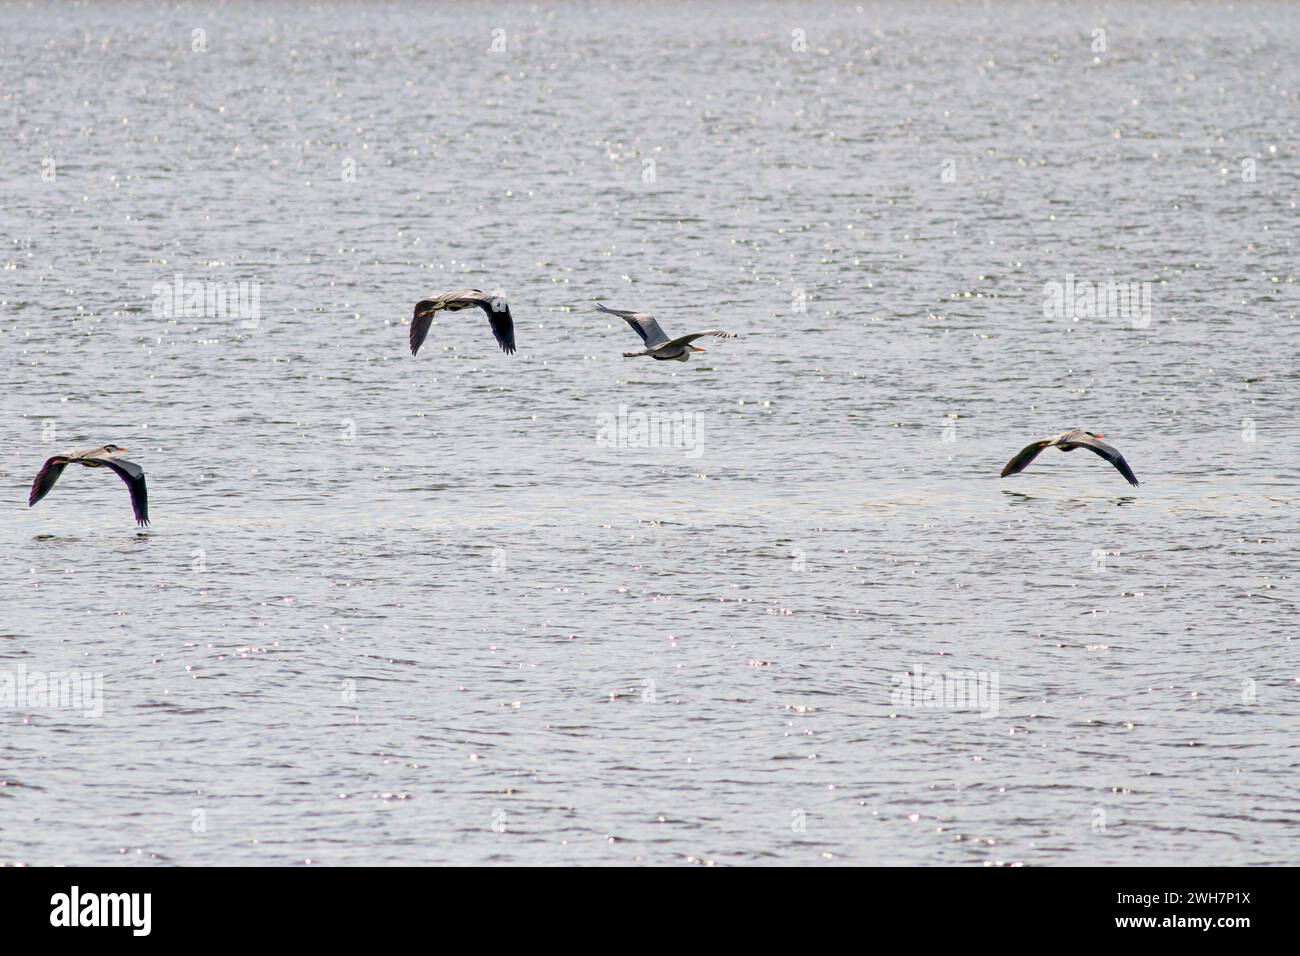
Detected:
left=1000, top=430, right=1139, bottom=487
left=28, top=445, right=150, bottom=526
left=597, top=303, right=735, bottom=362
left=409, top=290, right=515, bottom=356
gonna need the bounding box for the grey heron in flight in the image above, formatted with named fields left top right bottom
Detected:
left=597, top=303, right=735, bottom=362
left=410, top=290, right=515, bottom=356
left=28, top=445, right=150, bottom=526
left=1001, top=430, right=1140, bottom=487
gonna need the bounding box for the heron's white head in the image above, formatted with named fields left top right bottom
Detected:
left=103, top=444, right=127, bottom=453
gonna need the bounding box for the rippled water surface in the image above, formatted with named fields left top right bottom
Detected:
left=1, top=1, right=1298, bottom=865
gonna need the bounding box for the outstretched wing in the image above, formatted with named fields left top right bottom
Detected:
left=596, top=303, right=669, bottom=348
left=100, top=458, right=150, bottom=526
left=654, top=330, right=736, bottom=352
left=472, top=298, right=516, bottom=354
left=410, top=309, right=435, bottom=356
left=1000, top=440, right=1052, bottom=478
left=1075, top=436, right=1140, bottom=487
left=28, top=456, right=68, bottom=507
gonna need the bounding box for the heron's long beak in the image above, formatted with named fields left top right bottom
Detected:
left=1093, top=433, right=1103, bottom=439
left=690, top=346, right=706, bottom=352
left=115, top=447, right=128, bottom=452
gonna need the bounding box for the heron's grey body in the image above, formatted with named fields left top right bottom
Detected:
left=596, top=303, right=735, bottom=361
left=28, top=444, right=150, bottom=526
left=1000, top=429, right=1140, bottom=487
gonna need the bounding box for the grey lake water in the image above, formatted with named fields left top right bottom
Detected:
left=1, top=0, right=1297, bottom=866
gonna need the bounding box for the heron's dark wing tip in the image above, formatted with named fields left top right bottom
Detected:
left=28, top=456, right=66, bottom=507
left=1000, top=441, right=1047, bottom=478
left=482, top=301, right=515, bottom=355
left=1117, top=458, right=1141, bottom=486
left=131, top=479, right=150, bottom=524
left=100, top=458, right=149, bottom=526
left=1083, top=438, right=1140, bottom=487
left=409, top=312, right=434, bottom=357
